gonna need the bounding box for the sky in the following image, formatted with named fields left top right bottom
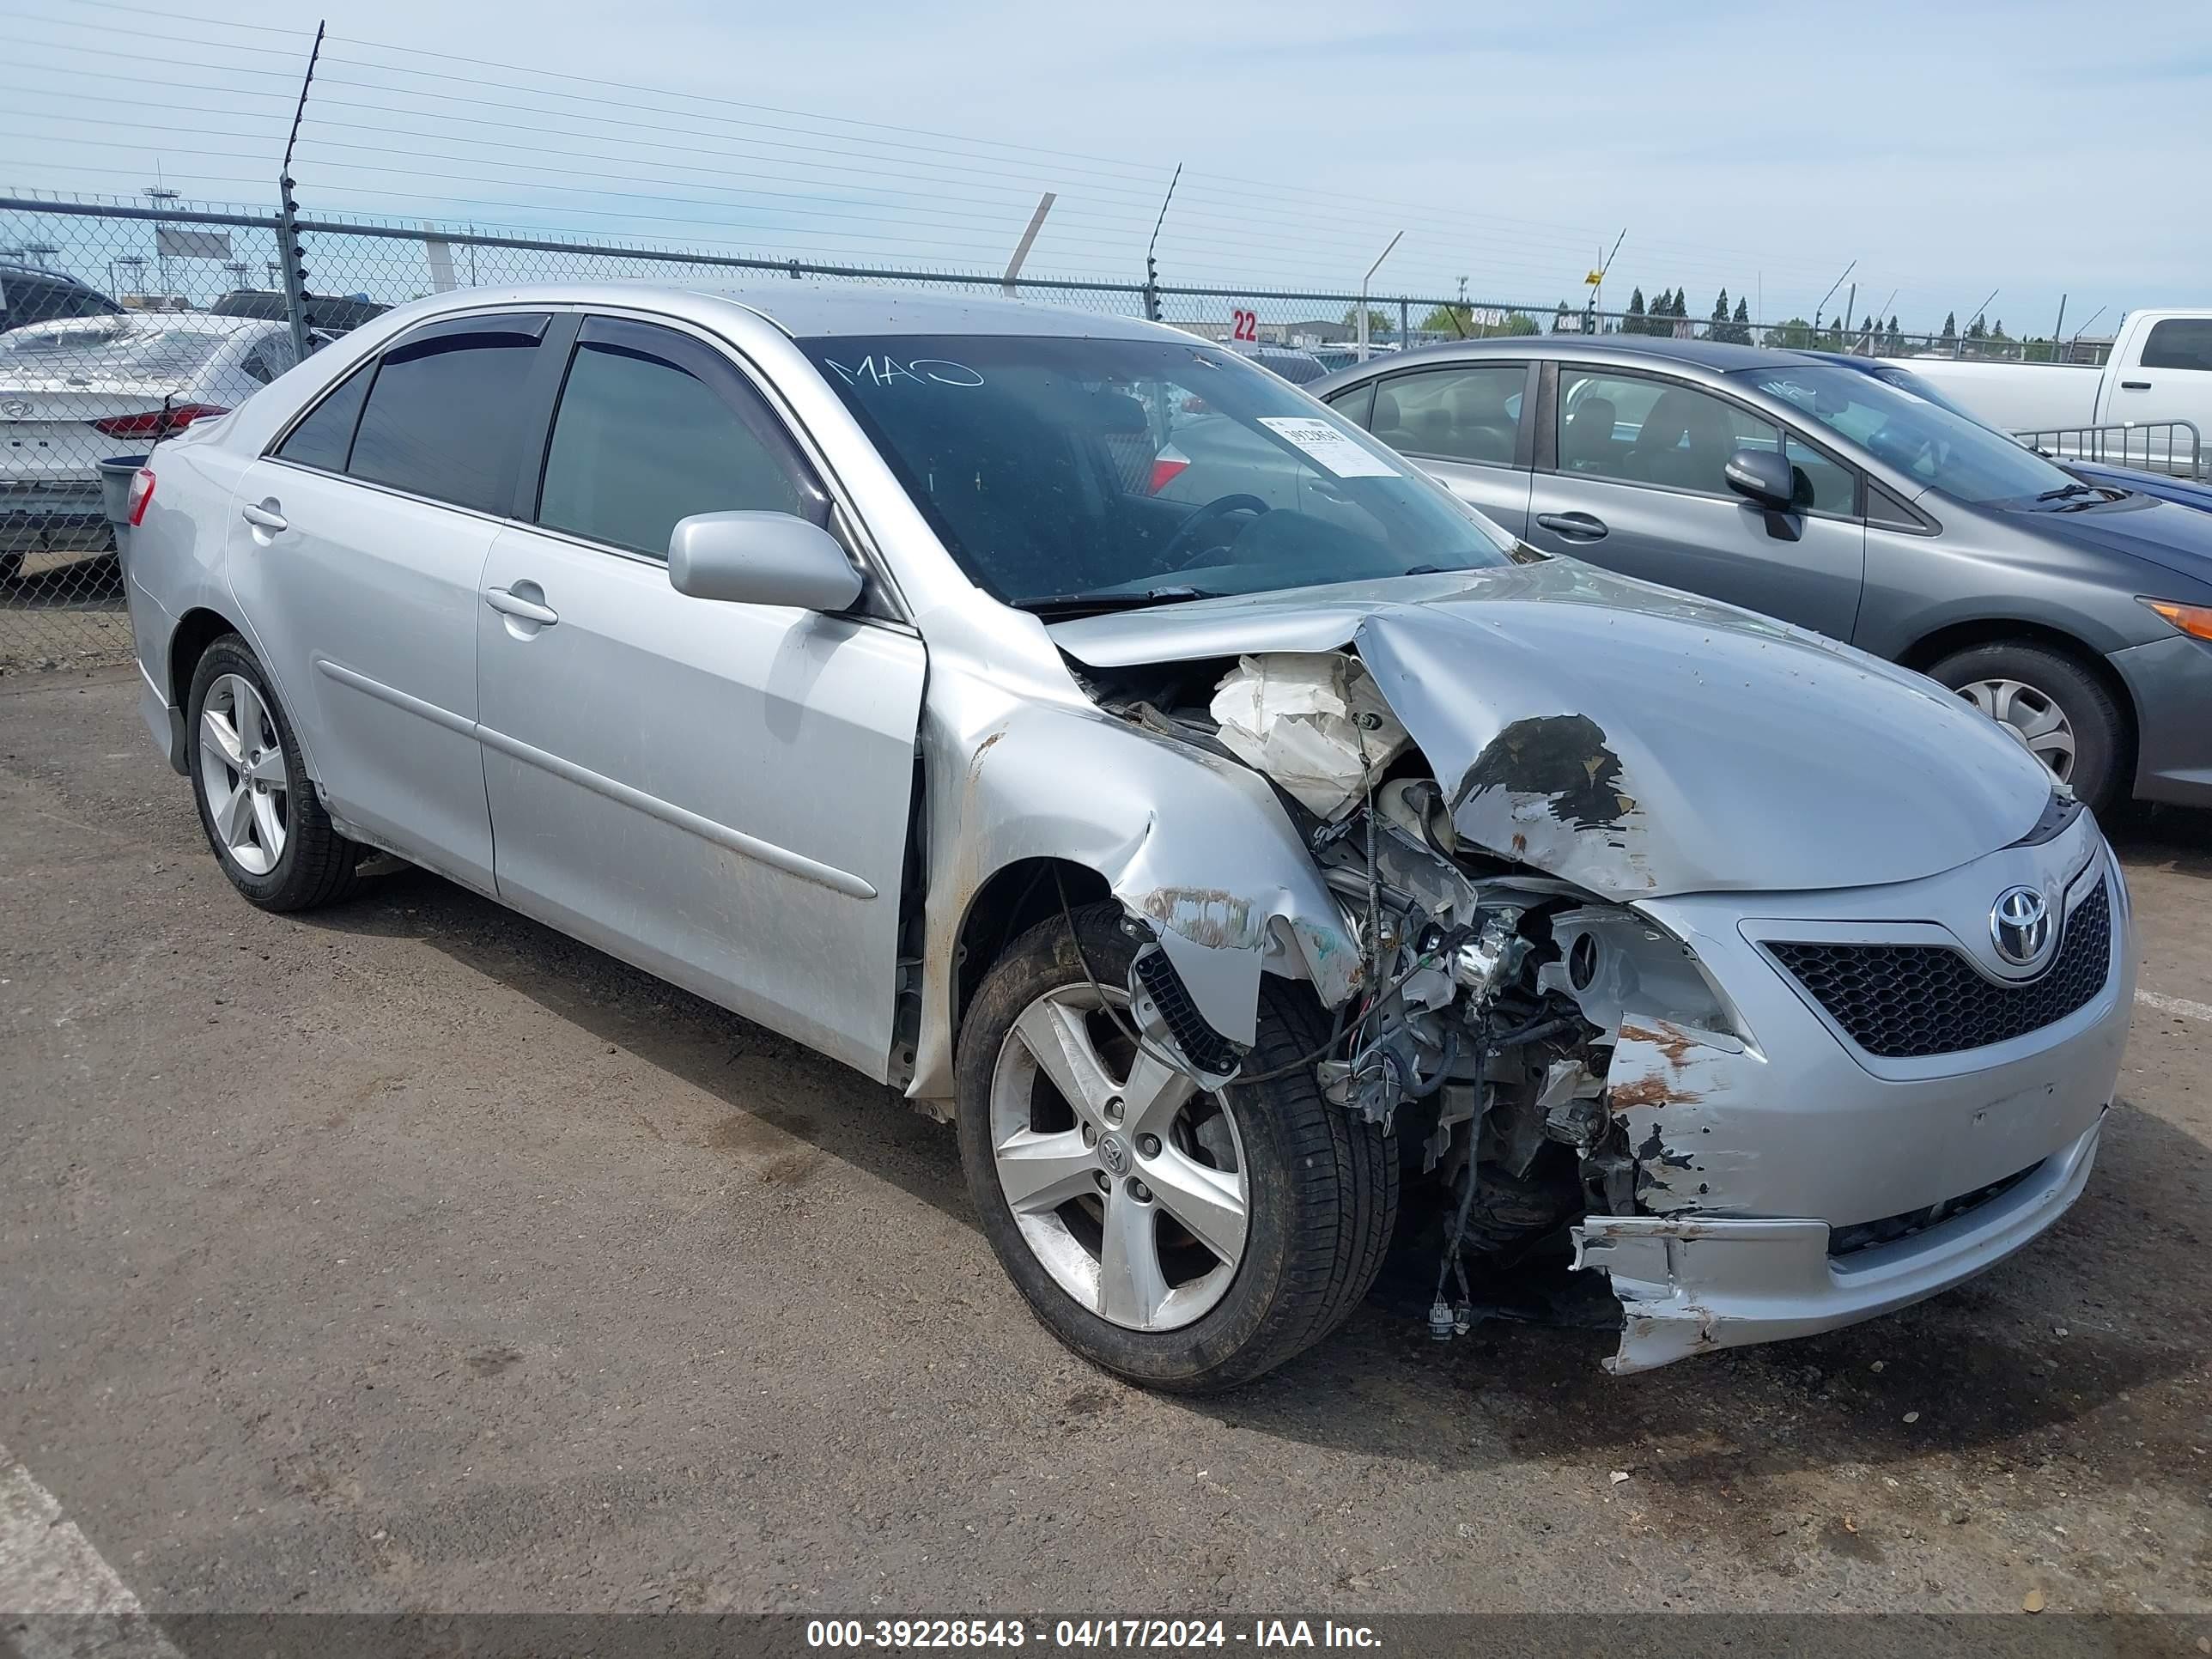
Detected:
left=3, top=0, right=2208, bottom=334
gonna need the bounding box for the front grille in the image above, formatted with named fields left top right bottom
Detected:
left=1771, top=882, right=2111, bottom=1059
left=1829, top=1162, right=2039, bottom=1257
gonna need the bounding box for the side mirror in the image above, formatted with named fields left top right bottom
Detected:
left=667, top=511, right=862, bottom=612
left=1723, top=447, right=1796, bottom=511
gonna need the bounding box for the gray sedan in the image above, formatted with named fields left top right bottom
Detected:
left=122, top=285, right=2130, bottom=1387
left=1313, top=336, right=2212, bottom=813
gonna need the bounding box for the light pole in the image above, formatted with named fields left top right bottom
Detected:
left=1357, top=231, right=1403, bottom=363
left=144, top=184, right=179, bottom=304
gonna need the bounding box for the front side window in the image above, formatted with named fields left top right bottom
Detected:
left=538, top=318, right=817, bottom=558
left=1558, top=370, right=1778, bottom=496
left=2140, top=319, right=2212, bottom=374
left=800, top=333, right=1520, bottom=610
left=1366, top=365, right=1526, bottom=465
left=1743, top=364, right=2078, bottom=506
left=347, top=314, right=547, bottom=514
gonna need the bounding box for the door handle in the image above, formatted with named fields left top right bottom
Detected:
left=484, top=586, right=559, bottom=626
left=1534, top=510, right=1607, bottom=541
left=2119, top=380, right=2151, bottom=391
left=240, top=500, right=287, bottom=532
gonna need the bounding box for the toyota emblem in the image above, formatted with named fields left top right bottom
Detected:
left=1990, top=885, right=2054, bottom=968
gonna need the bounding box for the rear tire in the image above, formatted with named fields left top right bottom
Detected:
left=1927, top=641, right=2128, bottom=815
left=956, top=902, right=1396, bottom=1392
left=185, top=635, right=362, bottom=912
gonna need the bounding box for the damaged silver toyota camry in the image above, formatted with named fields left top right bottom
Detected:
left=125, top=284, right=2135, bottom=1391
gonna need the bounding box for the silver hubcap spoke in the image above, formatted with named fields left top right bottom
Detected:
left=990, top=981, right=1249, bottom=1333
left=198, top=673, right=289, bottom=875
left=1960, top=678, right=2075, bottom=781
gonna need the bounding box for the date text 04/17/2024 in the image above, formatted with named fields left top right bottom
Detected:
left=804, top=1620, right=1384, bottom=1650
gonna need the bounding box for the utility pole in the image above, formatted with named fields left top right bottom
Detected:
left=1813, top=259, right=1856, bottom=336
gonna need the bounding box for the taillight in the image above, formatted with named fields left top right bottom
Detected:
left=87, top=404, right=228, bottom=439
left=126, top=466, right=155, bottom=526
left=1147, top=446, right=1192, bottom=495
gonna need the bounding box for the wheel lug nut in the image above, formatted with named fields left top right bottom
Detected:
left=1137, top=1134, right=1160, bottom=1158
left=1081, top=1123, right=1097, bottom=1147
left=1128, top=1179, right=1152, bottom=1204
left=1092, top=1170, right=1111, bottom=1194
left=1103, top=1096, right=1124, bottom=1124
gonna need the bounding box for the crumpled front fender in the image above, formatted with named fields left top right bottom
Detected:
left=908, top=672, right=1360, bottom=1105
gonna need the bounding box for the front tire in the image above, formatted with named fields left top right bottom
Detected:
left=1928, top=641, right=2128, bottom=815
left=185, top=635, right=362, bottom=911
left=956, top=902, right=1396, bottom=1392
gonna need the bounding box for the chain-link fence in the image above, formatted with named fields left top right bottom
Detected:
left=0, top=191, right=2119, bottom=674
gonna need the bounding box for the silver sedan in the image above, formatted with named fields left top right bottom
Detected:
left=121, top=283, right=2133, bottom=1389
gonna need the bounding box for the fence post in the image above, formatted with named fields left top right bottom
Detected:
left=276, top=173, right=313, bottom=360
left=1399, top=298, right=1409, bottom=344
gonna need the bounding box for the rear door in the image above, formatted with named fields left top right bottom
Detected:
left=1333, top=360, right=1535, bottom=535
left=1525, top=363, right=1866, bottom=639
left=476, top=313, right=926, bottom=1081
left=228, top=311, right=551, bottom=891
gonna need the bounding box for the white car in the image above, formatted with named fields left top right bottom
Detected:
left=2, top=313, right=303, bottom=578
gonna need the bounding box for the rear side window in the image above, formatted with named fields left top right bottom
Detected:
left=2140, top=319, right=2212, bottom=373
left=275, top=362, right=373, bottom=471
left=536, top=317, right=821, bottom=559
left=1366, top=365, right=1526, bottom=465
left=347, top=313, right=548, bottom=514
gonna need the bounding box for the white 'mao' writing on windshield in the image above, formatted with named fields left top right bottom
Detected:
left=823, top=356, right=985, bottom=389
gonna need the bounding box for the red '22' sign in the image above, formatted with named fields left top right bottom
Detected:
left=1230, top=308, right=1259, bottom=343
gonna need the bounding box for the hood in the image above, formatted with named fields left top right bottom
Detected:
left=1998, top=492, right=2212, bottom=590
left=1052, top=562, right=2052, bottom=900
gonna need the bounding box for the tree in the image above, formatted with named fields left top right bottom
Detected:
left=1419, top=304, right=1469, bottom=335
left=1940, top=311, right=1958, bottom=347
left=1766, top=316, right=1816, bottom=349
left=1623, top=287, right=1646, bottom=336
left=1498, top=311, right=1540, bottom=337
left=1966, top=313, right=1988, bottom=343
left=1885, top=313, right=1902, bottom=354
left=1717, top=295, right=1753, bottom=345
left=1711, top=288, right=1731, bottom=331
left=1341, top=307, right=1392, bottom=337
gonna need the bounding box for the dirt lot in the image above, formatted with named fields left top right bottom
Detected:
left=3, top=667, right=2208, bottom=1620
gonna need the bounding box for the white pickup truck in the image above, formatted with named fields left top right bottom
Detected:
left=1903, top=307, right=2211, bottom=477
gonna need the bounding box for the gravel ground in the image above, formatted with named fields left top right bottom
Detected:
left=2, top=667, right=2207, bottom=1620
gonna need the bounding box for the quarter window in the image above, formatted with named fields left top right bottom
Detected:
left=537, top=318, right=820, bottom=560
left=1365, top=365, right=1525, bottom=465
left=346, top=314, right=547, bottom=514
left=274, top=361, right=373, bottom=472
left=1558, top=370, right=1779, bottom=497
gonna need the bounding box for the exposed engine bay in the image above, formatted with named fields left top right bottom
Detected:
left=1083, top=647, right=1749, bottom=1344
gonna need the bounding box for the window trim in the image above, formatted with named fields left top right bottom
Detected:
left=1542, top=361, right=1867, bottom=521
left=1355, top=357, right=1538, bottom=472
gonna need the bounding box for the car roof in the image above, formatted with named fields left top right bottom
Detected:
left=12, top=311, right=267, bottom=336
left=1320, top=332, right=1811, bottom=375
left=672, top=281, right=1169, bottom=342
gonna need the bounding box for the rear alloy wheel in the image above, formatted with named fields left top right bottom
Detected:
left=957, top=902, right=1396, bottom=1392
left=186, top=635, right=362, bottom=911
left=1929, top=641, right=2127, bottom=815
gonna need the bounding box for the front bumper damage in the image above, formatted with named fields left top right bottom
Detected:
left=1573, top=1117, right=2102, bottom=1373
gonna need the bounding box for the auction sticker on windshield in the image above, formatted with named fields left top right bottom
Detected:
left=1256, top=416, right=1400, bottom=477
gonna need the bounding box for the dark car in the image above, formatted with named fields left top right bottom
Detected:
left=0, top=263, right=124, bottom=333
left=1805, top=350, right=2212, bottom=514
left=1311, top=335, right=2212, bottom=813
left=210, top=288, right=392, bottom=335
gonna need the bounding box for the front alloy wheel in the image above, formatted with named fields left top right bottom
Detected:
left=989, top=983, right=1249, bottom=1332
left=956, top=902, right=1396, bottom=1392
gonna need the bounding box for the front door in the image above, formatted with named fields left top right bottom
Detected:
left=474, top=315, right=926, bottom=1080
left=1528, top=365, right=1866, bottom=641
left=1325, top=362, right=1535, bottom=536
left=227, top=313, right=553, bottom=890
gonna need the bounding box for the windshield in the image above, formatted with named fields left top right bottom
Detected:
left=0, top=318, right=229, bottom=380
left=802, top=333, right=1519, bottom=608
left=1744, top=364, right=2076, bottom=506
